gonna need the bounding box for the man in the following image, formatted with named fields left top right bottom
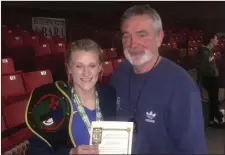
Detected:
left=110, top=4, right=207, bottom=154
left=198, top=34, right=225, bottom=128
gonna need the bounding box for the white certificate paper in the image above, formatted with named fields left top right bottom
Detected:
left=90, top=121, right=133, bottom=154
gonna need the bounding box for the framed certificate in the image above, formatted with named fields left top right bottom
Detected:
left=90, top=121, right=134, bottom=154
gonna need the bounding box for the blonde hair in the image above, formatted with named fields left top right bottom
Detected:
left=66, top=39, right=103, bottom=63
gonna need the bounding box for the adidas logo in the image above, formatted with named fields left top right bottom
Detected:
left=145, top=111, right=156, bottom=123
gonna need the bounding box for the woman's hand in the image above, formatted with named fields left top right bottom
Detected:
left=70, top=145, right=99, bottom=154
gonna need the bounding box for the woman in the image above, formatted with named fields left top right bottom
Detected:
left=25, top=39, right=117, bottom=155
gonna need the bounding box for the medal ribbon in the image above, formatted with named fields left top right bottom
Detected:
left=71, top=88, right=103, bottom=135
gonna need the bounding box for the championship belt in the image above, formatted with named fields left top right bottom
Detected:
left=25, top=81, right=76, bottom=150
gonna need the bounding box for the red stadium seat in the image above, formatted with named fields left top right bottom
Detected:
left=106, top=48, right=117, bottom=60
left=34, top=44, right=51, bottom=56
left=102, top=61, right=114, bottom=76
left=2, top=74, right=27, bottom=98
left=11, top=25, right=28, bottom=37
left=112, top=58, right=125, bottom=69
left=52, top=35, right=66, bottom=44
left=188, top=40, right=193, bottom=48
left=23, top=35, right=39, bottom=47
left=2, top=58, right=15, bottom=75
left=1, top=74, right=31, bottom=148
left=101, top=61, right=114, bottom=85
left=39, top=36, right=54, bottom=45
left=1, top=58, right=23, bottom=75
left=52, top=42, right=66, bottom=54
left=4, top=102, right=27, bottom=129
left=4, top=102, right=31, bottom=145
left=20, top=30, right=30, bottom=38
left=172, top=42, right=177, bottom=48
left=1, top=117, right=14, bottom=152
left=22, top=70, right=53, bottom=92
left=2, top=29, right=14, bottom=41
left=5, top=36, right=23, bottom=48
left=188, top=48, right=195, bottom=56
left=101, top=49, right=108, bottom=61
left=39, top=36, right=56, bottom=51
left=35, top=52, right=65, bottom=81
left=161, top=43, right=167, bottom=48
left=2, top=74, right=30, bottom=108
left=167, top=43, right=172, bottom=48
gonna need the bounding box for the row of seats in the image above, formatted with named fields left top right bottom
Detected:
left=2, top=70, right=53, bottom=99
left=3, top=36, right=118, bottom=61
left=165, top=29, right=225, bottom=51
left=2, top=25, right=65, bottom=43
left=2, top=58, right=124, bottom=104
left=2, top=32, right=120, bottom=79
left=187, top=47, right=224, bottom=58
left=2, top=69, right=53, bottom=153
left=161, top=42, right=178, bottom=49
left=2, top=46, right=119, bottom=84
left=2, top=46, right=120, bottom=76
left=2, top=37, right=66, bottom=75
left=188, top=40, right=203, bottom=48
left=3, top=48, right=222, bottom=84
left=188, top=39, right=225, bottom=49
left=3, top=35, right=67, bottom=56
left=2, top=57, right=124, bottom=92
left=2, top=25, right=119, bottom=58
left=164, top=33, right=203, bottom=49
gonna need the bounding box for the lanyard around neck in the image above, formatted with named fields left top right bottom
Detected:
left=128, top=55, right=160, bottom=121
left=71, top=87, right=103, bottom=135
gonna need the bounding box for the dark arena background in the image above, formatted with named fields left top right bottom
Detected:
left=1, top=1, right=225, bottom=154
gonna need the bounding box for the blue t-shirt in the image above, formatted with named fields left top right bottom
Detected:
left=71, top=98, right=96, bottom=146
left=110, top=57, right=207, bottom=154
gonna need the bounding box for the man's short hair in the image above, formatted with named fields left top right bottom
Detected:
left=120, top=4, right=163, bottom=35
